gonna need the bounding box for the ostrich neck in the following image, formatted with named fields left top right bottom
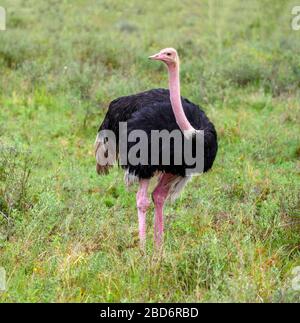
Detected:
left=168, top=64, right=194, bottom=132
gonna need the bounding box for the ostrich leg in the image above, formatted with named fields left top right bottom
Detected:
left=152, top=173, right=177, bottom=249
left=136, top=179, right=150, bottom=250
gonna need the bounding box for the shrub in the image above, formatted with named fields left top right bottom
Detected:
left=0, top=145, right=33, bottom=238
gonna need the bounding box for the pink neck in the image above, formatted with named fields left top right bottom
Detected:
left=168, top=64, right=194, bottom=132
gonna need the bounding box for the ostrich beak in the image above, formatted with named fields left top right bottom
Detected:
left=148, top=53, right=161, bottom=60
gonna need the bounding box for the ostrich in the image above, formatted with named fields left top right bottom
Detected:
left=95, top=48, right=218, bottom=250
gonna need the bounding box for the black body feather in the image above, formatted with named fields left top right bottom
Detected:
left=97, top=88, right=218, bottom=179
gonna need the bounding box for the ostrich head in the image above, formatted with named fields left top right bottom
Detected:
left=149, top=48, right=179, bottom=67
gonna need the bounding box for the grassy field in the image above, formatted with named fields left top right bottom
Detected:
left=0, top=0, right=299, bottom=302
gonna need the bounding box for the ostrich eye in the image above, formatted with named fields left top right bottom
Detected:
left=166, top=52, right=171, bottom=56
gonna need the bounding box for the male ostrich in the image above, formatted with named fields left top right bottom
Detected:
left=95, top=48, right=217, bottom=250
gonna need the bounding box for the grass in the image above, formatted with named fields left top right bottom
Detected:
left=0, top=0, right=300, bottom=302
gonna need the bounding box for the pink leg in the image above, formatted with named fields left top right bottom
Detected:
left=152, top=173, right=177, bottom=249
left=136, top=179, right=150, bottom=250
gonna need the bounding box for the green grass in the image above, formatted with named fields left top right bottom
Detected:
left=0, top=0, right=300, bottom=302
